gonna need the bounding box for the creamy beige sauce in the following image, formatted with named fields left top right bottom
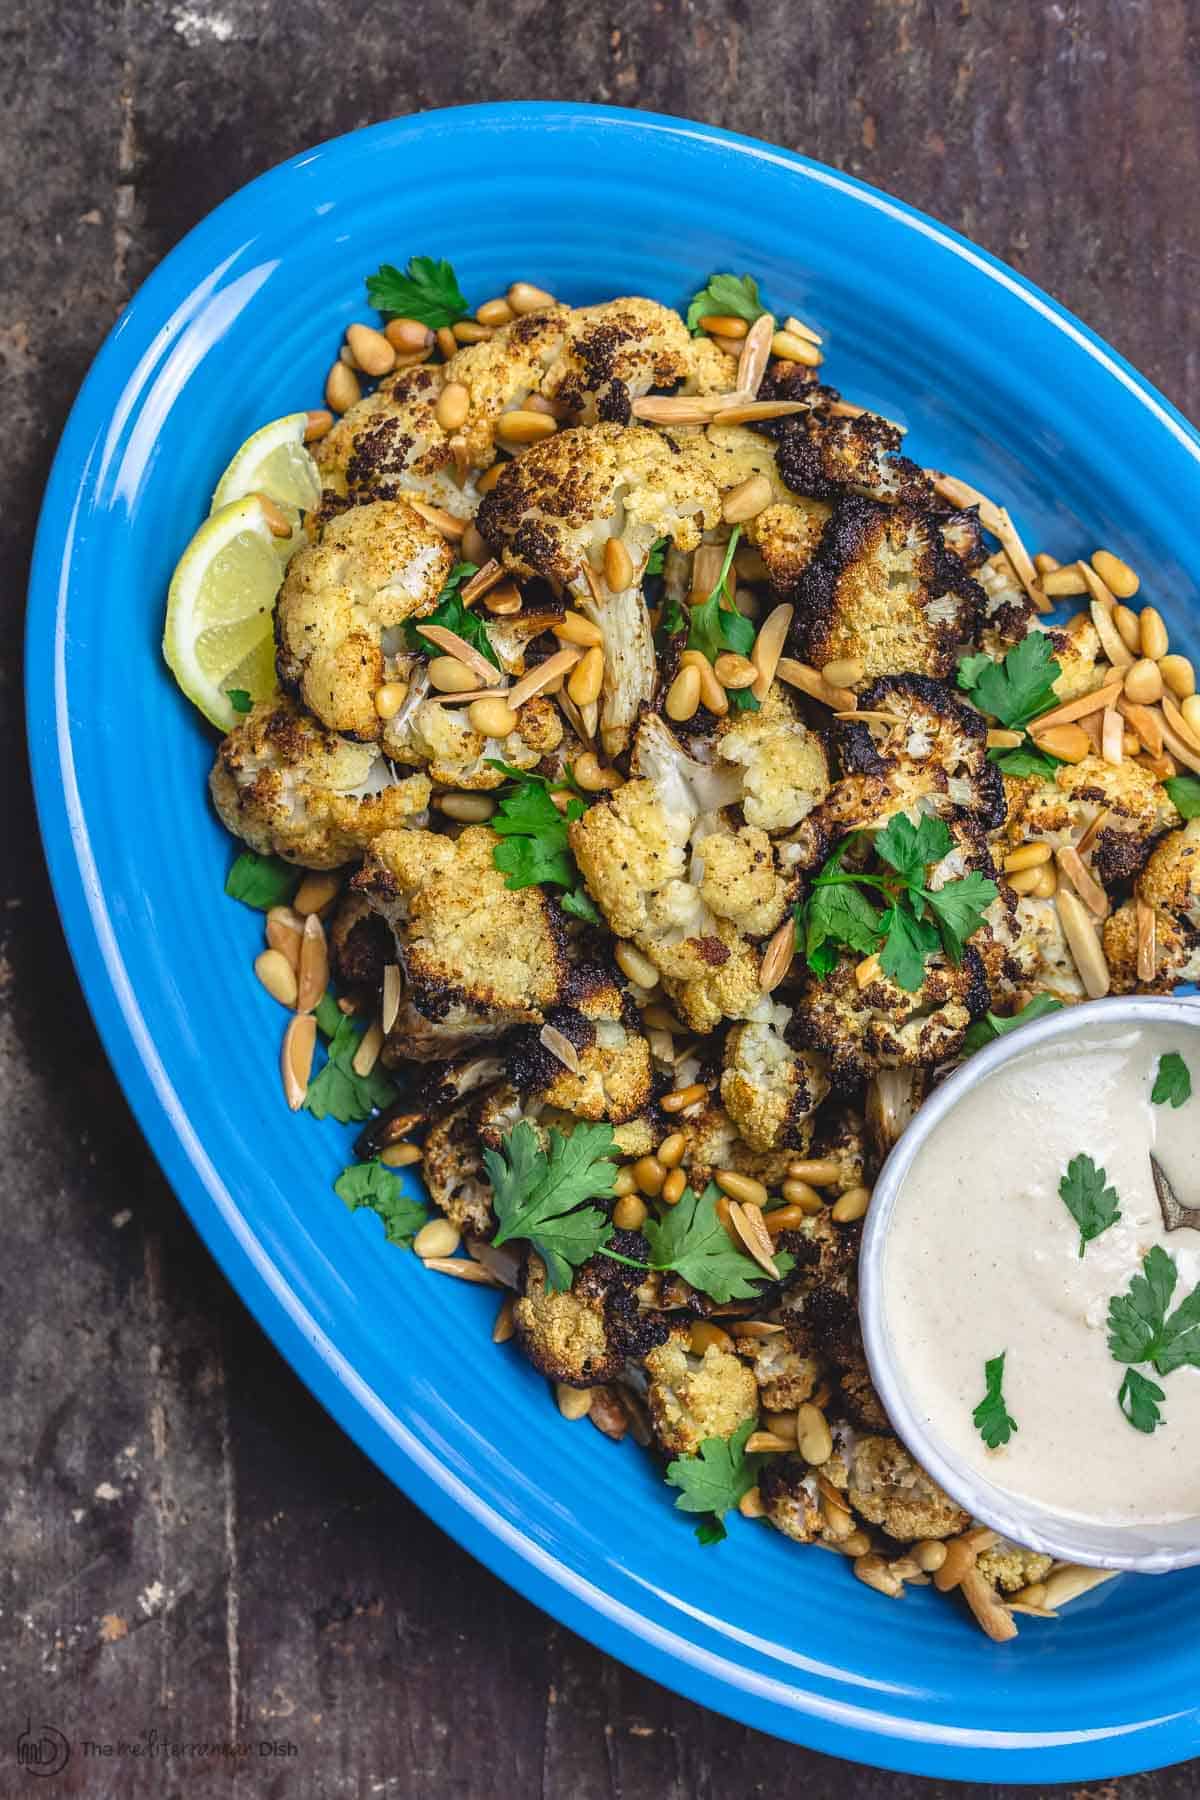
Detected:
left=884, top=1022, right=1200, bottom=1527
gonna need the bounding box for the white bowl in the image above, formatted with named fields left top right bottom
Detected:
left=859, top=994, right=1200, bottom=1573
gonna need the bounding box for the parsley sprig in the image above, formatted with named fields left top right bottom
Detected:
left=684, top=273, right=772, bottom=336
left=972, top=1352, right=1018, bottom=1449
left=366, top=255, right=470, bottom=327
left=1164, top=775, right=1200, bottom=820
left=1108, top=1246, right=1200, bottom=1432
left=665, top=1418, right=762, bottom=1544
left=962, top=993, right=1062, bottom=1053
left=335, top=1160, right=428, bottom=1249
left=486, top=762, right=600, bottom=922
left=225, top=851, right=300, bottom=912
left=1152, top=1051, right=1192, bottom=1109
left=602, top=1184, right=794, bottom=1302
left=684, top=528, right=760, bottom=713
left=304, top=1004, right=397, bottom=1125
left=795, top=817, right=998, bottom=992
left=1058, top=1153, right=1121, bottom=1258
left=957, top=636, right=1064, bottom=776
left=403, top=562, right=498, bottom=666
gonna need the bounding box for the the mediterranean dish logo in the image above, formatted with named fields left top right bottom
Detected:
left=13, top=1720, right=298, bottom=1777
left=16, top=1720, right=70, bottom=1778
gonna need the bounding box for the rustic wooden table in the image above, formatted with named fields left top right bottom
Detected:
left=6, top=2, right=1200, bottom=1793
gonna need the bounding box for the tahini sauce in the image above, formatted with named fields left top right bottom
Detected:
left=884, top=1022, right=1200, bottom=1527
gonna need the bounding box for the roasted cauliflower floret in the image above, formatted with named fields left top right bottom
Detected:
left=513, top=1235, right=671, bottom=1387
left=508, top=969, right=654, bottom=1123
left=847, top=1435, right=970, bottom=1542
left=735, top=1325, right=823, bottom=1411
left=759, top=1455, right=823, bottom=1543
left=316, top=363, right=477, bottom=517
left=354, top=826, right=568, bottom=1057
left=478, top=423, right=721, bottom=755
left=444, top=306, right=571, bottom=463
left=642, top=1332, right=759, bottom=1455
left=421, top=1100, right=494, bottom=1235
left=274, top=500, right=452, bottom=738
left=210, top=696, right=431, bottom=867
left=388, top=688, right=563, bottom=789
left=477, top=1083, right=655, bottom=1162
left=1045, top=613, right=1108, bottom=702
left=745, top=498, right=833, bottom=593
left=716, top=684, right=831, bottom=833
left=680, top=332, right=741, bottom=395
left=1004, top=755, right=1177, bottom=889
left=976, top=1542, right=1054, bottom=1594
left=681, top=1099, right=802, bottom=1191
left=976, top=550, right=1039, bottom=652
left=541, top=297, right=692, bottom=421
left=721, top=1003, right=830, bottom=1151
left=761, top=384, right=936, bottom=509
left=790, top=949, right=988, bottom=1085
left=788, top=496, right=983, bottom=680
left=677, top=423, right=791, bottom=507
left=1105, top=819, right=1200, bottom=992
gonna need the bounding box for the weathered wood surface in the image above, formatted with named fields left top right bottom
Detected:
left=4, top=2, right=1199, bottom=1793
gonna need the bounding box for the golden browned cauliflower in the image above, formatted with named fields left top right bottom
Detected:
left=507, top=969, right=654, bottom=1124
left=513, top=1236, right=672, bottom=1387
left=315, top=362, right=476, bottom=515
left=275, top=500, right=452, bottom=738
left=745, top=498, right=833, bottom=593
left=790, top=949, right=988, bottom=1084
left=444, top=307, right=571, bottom=463
left=353, top=826, right=569, bottom=1057
left=720, top=1003, right=830, bottom=1151
left=847, top=1435, right=970, bottom=1542
left=1045, top=613, right=1109, bottom=702
left=759, top=1455, right=824, bottom=1543
left=384, top=682, right=563, bottom=789
left=642, top=1332, right=759, bottom=1455
left=735, top=1326, right=824, bottom=1411
left=677, top=423, right=791, bottom=507
left=1004, top=754, right=1178, bottom=890
left=541, top=297, right=693, bottom=421
left=210, top=696, right=430, bottom=868
left=680, top=1099, right=802, bottom=1191
left=1105, top=819, right=1200, bottom=992
left=977, top=1542, right=1054, bottom=1594
left=679, top=332, right=741, bottom=395
left=715, top=684, right=831, bottom=834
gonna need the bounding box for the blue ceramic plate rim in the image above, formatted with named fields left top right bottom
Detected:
left=25, top=103, right=1200, bottom=1781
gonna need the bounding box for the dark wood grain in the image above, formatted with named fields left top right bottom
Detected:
left=4, top=1, right=1199, bottom=1792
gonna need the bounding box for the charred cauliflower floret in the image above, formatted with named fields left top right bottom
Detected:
left=478, top=424, right=720, bottom=754
left=736, top=1325, right=824, bottom=1411
left=328, top=890, right=392, bottom=996
left=541, top=297, right=692, bottom=422
left=976, top=551, right=1039, bottom=652
left=976, top=1542, right=1054, bottom=1594
left=642, top=1331, right=759, bottom=1455
left=1045, top=613, right=1109, bottom=702
left=759, top=1455, right=823, bottom=1544
left=716, top=684, right=831, bottom=833
left=354, top=826, right=568, bottom=1057
left=759, top=382, right=936, bottom=509
left=421, top=1100, right=495, bottom=1235
left=1004, top=755, right=1177, bottom=889
left=791, top=950, right=988, bottom=1085
left=721, top=1002, right=830, bottom=1151
left=847, top=1435, right=970, bottom=1542
left=210, top=696, right=431, bottom=867
left=507, top=968, right=654, bottom=1123
left=680, top=1099, right=802, bottom=1191
left=317, top=363, right=477, bottom=517
left=443, top=306, right=571, bottom=463
left=745, top=498, right=833, bottom=594
left=513, top=1234, right=671, bottom=1387
left=274, top=500, right=452, bottom=738
left=788, top=497, right=983, bottom=681
left=1105, top=819, right=1200, bottom=992
left=387, top=685, right=563, bottom=789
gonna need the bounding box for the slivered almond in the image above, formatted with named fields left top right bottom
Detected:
left=352, top=1020, right=384, bottom=1078
left=631, top=394, right=747, bottom=424
left=1116, top=697, right=1164, bottom=757
left=1075, top=806, right=1111, bottom=857
left=506, top=647, right=582, bottom=708
left=579, top=559, right=605, bottom=603
left=381, top=964, right=401, bottom=1039
left=1157, top=713, right=1200, bottom=774
left=1039, top=1565, right=1120, bottom=1610
left=1026, top=677, right=1124, bottom=734
left=416, top=624, right=505, bottom=686
left=959, top=1569, right=1019, bottom=1644
left=296, top=912, right=329, bottom=1014
left=1161, top=692, right=1200, bottom=755
left=736, top=312, right=775, bottom=397
left=1137, top=898, right=1157, bottom=983
left=460, top=560, right=504, bottom=604
left=776, top=657, right=856, bottom=709
left=1078, top=560, right=1118, bottom=613
left=281, top=1014, right=316, bottom=1111
left=986, top=728, right=1024, bottom=749
left=758, top=918, right=795, bottom=992
left=730, top=1320, right=785, bottom=1339
left=784, top=314, right=824, bottom=347
left=745, top=1431, right=793, bottom=1454
left=1055, top=846, right=1109, bottom=919
left=828, top=398, right=906, bottom=432
left=428, top=686, right=512, bottom=706
left=405, top=497, right=467, bottom=540
left=1101, top=705, right=1124, bottom=766
left=926, top=473, right=1047, bottom=611
left=727, top=1201, right=781, bottom=1279
left=1056, top=890, right=1111, bottom=998
left=927, top=471, right=1005, bottom=534
left=711, top=400, right=807, bottom=425
left=750, top=602, right=793, bottom=700
left=421, top=1257, right=502, bottom=1286
left=1089, top=598, right=1134, bottom=669
left=689, top=543, right=727, bottom=604
left=539, top=1023, right=581, bottom=1074
left=834, top=709, right=903, bottom=725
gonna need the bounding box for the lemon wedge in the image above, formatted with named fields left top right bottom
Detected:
left=211, top=412, right=323, bottom=515
left=163, top=495, right=284, bottom=732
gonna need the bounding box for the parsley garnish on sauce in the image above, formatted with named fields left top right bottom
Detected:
left=225, top=851, right=300, bottom=912
left=972, top=1352, right=1018, bottom=1449
left=1152, top=1052, right=1192, bottom=1109
left=957, top=636, right=1064, bottom=776
left=366, top=255, right=470, bottom=327
left=1058, top=1153, right=1121, bottom=1258
left=1108, top=1246, right=1200, bottom=1433
left=684, top=273, right=773, bottom=336
left=664, top=1417, right=762, bottom=1545
left=335, top=1160, right=428, bottom=1249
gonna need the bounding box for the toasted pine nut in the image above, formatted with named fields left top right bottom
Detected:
left=1113, top=604, right=1142, bottom=653
left=608, top=1168, right=637, bottom=1202
left=771, top=329, right=823, bottom=366
left=435, top=381, right=470, bottom=431
left=325, top=360, right=361, bottom=413
left=781, top=1179, right=823, bottom=1211
left=1092, top=550, right=1139, bottom=598
left=764, top=1203, right=810, bottom=1234
left=436, top=791, right=498, bottom=823
left=1159, top=654, right=1196, bottom=699
left=266, top=904, right=303, bottom=971
left=854, top=1554, right=904, bottom=1598
left=348, top=1020, right=383, bottom=1078
left=613, top=1193, right=648, bottom=1230
left=680, top=649, right=729, bottom=717
left=787, top=1158, right=842, bottom=1187
left=633, top=1155, right=665, bottom=1197
left=1033, top=552, right=1060, bottom=574
left=985, top=729, right=1023, bottom=751
left=467, top=696, right=519, bottom=738
left=346, top=322, right=395, bottom=377
left=492, top=1296, right=516, bottom=1343
left=855, top=953, right=882, bottom=989
left=1031, top=864, right=1058, bottom=899
left=303, top=408, right=333, bottom=442
left=797, top=1403, right=833, bottom=1465
left=1124, top=657, right=1163, bottom=705
left=1007, top=867, right=1042, bottom=896
left=414, top=1218, right=461, bottom=1260
left=666, top=664, right=702, bottom=721
left=698, top=313, right=750, bottom=338
left=339, top=343, right=362, bottom=372
left=508, top=281, right=557, bottom=314
left=482, top=579, right=522, bottom=617
left=428, top=656, right=481, bottom=694
left=659, top=1167, right=686, bottom=1205
left=385, top=317, right=435, bottom=352
left=745, top=1431, right=793, bottom=1455
left=496, top=409, right=557, bottom=446
left=820, top=657, right=864, bottom=690
left=476, top=296, right=514, bottom=327
left=1003, top=842, right=1053, bottom=873
left=776, top=657, right=856, bottom=710
left=556, top=1383, right=594, bottom=1421
left=758, top=917, right=795, bottom=993
left=712, top=652, right=757, bottom=690
left=255, top=947, right=298, bottom=1008
left=1139, top=606, right=1170, bottom=660
left=614, top=940, right=659, bottom=988
left=1041, top=563, right=1090, bottom=597
left=913, top=1540, right=948, bottom=1574
left=1032, top=723, right=1092, bottom=763
left=738, top=1485, right=766, bottom=1519
left=554, top=612, right=604, bottom=649
left=1100, top=704, right=1124, bottom=766
left=435, top=325, right=458, bottom=359
left=931, top=1528, right=996, bottom=1593
left=832, top=1186, right=870, bottom=1223
left=722, top=474, right=774, bottom=524
left=715, top=1170, right=768, bottom=1207
left=380, top=1144, right=421, bottom=1169
left=1056, top=890, right=1111, bottom=998
left=375, top=681, right=409, bottom=720
left=689, top=1321, right=734, bottom=1355
left=452, top=320, right=493, bottom=344
left=750, top=602, right=793, bottom=701
left=763, top=1410, right=799, bottom=1444
left=296, top=912, right=329, bottom=1014
left=661, top=1081, right=707, bottom=1114
left=567, top=645, right=605, bottom=707
left=280, top=1013, right=316, bottom=1110
left=602, top=536, right=635, bottom=591
left=648, top=1135, right=683, bottom=1174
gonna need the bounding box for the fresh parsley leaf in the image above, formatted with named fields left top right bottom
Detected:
left=638, top=1184, right=792, bottom=1304
left=1152, top=1051, right=1192, bottom=1109
left=988, top=744, right=1062, bottom=779
left=490, top=774, right=586, bottom=894
left=366, top=254, right=469, bottom=326
left=224, top=851, right=299, bottom=911
left=693, top=1516, right=728, bottom=1546
left=875, top=813, right=953, bottom=885
left=802, top=881, right=885, bottom=970
left=1058, top=1153, right=1121, bottom=1258
left=487, top=1121, right=617, bottom=1290
left=972, top=1352, right=1018, bottom=1449
left=644, top=537, right=668, bottom=576
left=1118, top=1367, right=1166, bottom=1434
left=923, top=870, right=1000, bottom=961
left=403, top=563, right=498, bottom=666
left=561, top=886, right=602, bottom=925
left=335, top=1160, right=428, bottom=1249
left=684, top=528, right=759, bottom=710
left=226, top=687, right=253, bottom=713
left=956, top=634, right=1062, bottom=730
left=961, top=993, right=1063, bottom=1053
left=1164, top=775, right=1200, bottom=820
left=314, top=991, right=344, bottom=1038
left=1108, top=1245, right=1181, bottom=1367
left=657, top=594, right=688, bottom=640
left=879, top=903, right=940, bottom=992
left=1154, top=1285, right=1200, bottom=1377
left=684, top=273, right=771, bottom=336
left=664, top=1417, right=761, bottom=1543
left=304, top=1014, right=397, bottom=1124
